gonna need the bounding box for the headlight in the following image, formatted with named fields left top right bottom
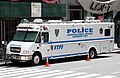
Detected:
left=6, top=49, right=10, bottom=54
left=22, top=50, right=29, bottom=54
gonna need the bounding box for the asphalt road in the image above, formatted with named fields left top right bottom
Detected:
left=0, top=51, right=120, bottom=78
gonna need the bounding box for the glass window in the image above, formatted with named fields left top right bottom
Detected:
left=105, top=29, right=110, bottom=36
left=42, top=32, right=49, bottom=42
left=13, top=31, right=38, bottom=42
left=13, top=31, right=26, bottom=41
left=24, top=32, right=37, bottom=42
left=35, top=33, right=41, bottom=43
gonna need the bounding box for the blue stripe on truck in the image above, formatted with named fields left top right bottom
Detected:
left=47, top=37, right=113, bottom=44
left=43, top=52, right=88, bottom=60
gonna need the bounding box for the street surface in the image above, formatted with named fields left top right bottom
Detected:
left=0, top=51, right=120, bottom=78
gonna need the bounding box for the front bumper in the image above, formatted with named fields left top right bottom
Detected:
left=7, top=54, right=32, bottom=61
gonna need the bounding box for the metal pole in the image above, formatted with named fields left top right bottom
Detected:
left=3, top=20, right=5, bottom=45
left=1, top=20, right=2, bottom=48
left=3, top=20, right=6, bottom=63
left=3, top=20, right=7, bottom=63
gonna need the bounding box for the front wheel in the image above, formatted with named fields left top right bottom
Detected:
left=32, top=53, right=42, bottom=65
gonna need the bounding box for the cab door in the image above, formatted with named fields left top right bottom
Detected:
left=40, top=32, right=52, bottom=57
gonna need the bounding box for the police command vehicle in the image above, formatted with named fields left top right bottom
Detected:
left=6, top=18, right=114, bottom=65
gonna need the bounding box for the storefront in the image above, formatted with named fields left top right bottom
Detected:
left=0, top=0, right=119, bottom=46
left=0, top=1, right=66, bottom=48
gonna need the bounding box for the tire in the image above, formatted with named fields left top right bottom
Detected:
left=117, top=43, right=120, bottom=48
left=32, top=53, right=42, bottom=65
left=89, top=49, right=96, bottom=59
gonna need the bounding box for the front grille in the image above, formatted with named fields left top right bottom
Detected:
left=10, top=47, right=21, bottom=53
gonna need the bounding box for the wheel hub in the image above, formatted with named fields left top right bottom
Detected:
left=90, top=50, right=95, bottom=58
left=33, top=55, right=40, bottom=64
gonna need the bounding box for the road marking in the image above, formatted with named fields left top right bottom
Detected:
left=95, top=75, right=117, bottom=78
left=72, top=74, right=101, bottom=78
left=0, top=66, right=46, bottom=73
left=0, top=69, right=62, bottom=78
left=111, top=71, right=120, bottom=74
left=70, top=66, right=92, bottom=71
left=0, top=68, right=50, bottom=75
left=0, top=66, right=117, bottom=78
left=51, top=72, right=87, bottom=78
left=29, top=71, right=74, bottom=78
left=93, top=58, right=111, bottom=61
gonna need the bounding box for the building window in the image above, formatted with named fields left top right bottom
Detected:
left=69, top=9, right=82, bottom=20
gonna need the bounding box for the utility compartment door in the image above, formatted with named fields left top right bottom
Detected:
left=100, top=42, right=109, bottom=53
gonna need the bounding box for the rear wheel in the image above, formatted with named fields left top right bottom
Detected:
left=32, top=53, right=42, bottom=65
left=89, top=49, right=97, bottom=59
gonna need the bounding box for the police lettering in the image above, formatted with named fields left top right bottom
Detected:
left=67, top=28, right=93, bottom=33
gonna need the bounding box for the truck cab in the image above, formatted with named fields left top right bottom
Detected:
left=6, top=19, right=49, bottom=65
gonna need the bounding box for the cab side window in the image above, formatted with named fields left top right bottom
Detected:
left=42, top=32, right=49, bottom=42
left=35, top=33, right=41, bottom=43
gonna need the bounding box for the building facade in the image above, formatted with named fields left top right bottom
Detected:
left=0, top=0, right=120, bottom=48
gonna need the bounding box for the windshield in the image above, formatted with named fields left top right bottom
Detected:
left=13, top=31, right=38, bottom=42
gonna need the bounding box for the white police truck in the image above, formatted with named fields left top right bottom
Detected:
left=6, top=18, right=114, bottom=65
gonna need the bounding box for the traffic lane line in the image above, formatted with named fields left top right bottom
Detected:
left=95, top=75, right=117, bottom=78
left=50, top=72, right=87, bottom=78
left=72, top=74, right=101, bottom=78
left=28, top=71, right=74, bottom=78
left=4, top=70, right=63, bottom=78
left=111, top=71, right=120, bottom=74
left=70, top=66, right=92, bottom=71
left=93, top=58, right=111, bottom=61
left=110, top=63, right=120, bottom=75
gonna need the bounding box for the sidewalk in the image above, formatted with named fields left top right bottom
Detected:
left=113, top=43, right=120, bottom=52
